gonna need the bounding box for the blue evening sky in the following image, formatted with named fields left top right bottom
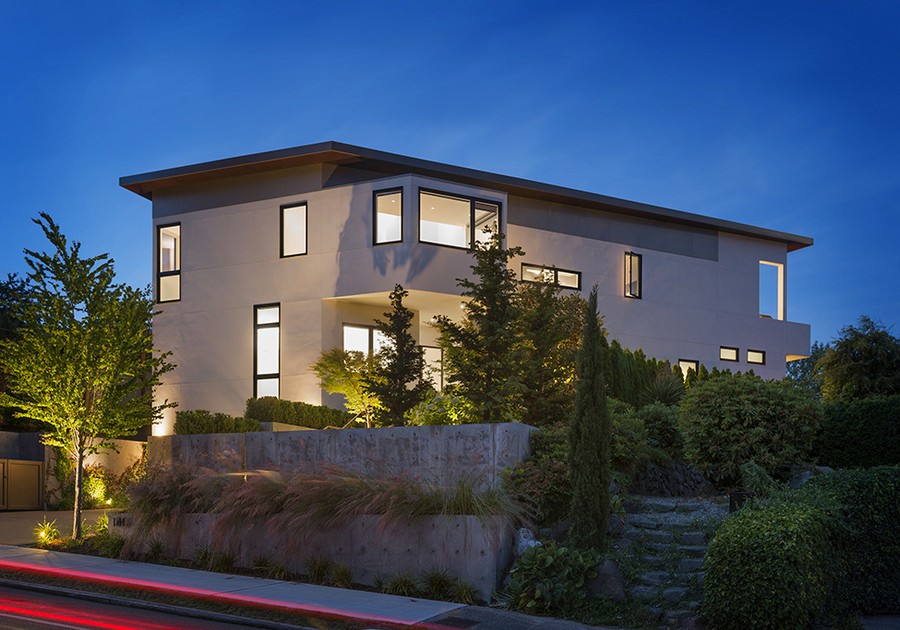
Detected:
left=1, top=1, right=897, bottom=346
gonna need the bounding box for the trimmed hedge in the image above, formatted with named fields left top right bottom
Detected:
left=244, top=396, right=350, bottom=430
left=704, top=501, right=832, bottom=629
left=174, top=410, right=260, bottom=435
left=816, top=395, right=900, bottom=467
left=704, top=466, right=900, bottom=628
left=679, top=373, right=820, bottom=484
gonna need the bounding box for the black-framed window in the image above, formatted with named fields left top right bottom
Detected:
left=678, top=359, right=699, bottom=377
left=625, top=251, right=642, bottom=299
left=374, top=188, right=402, bottom=244
left=342, top=323, right=390, bottom=356
left=747, top=349, right=766, bottom=365
left=157, top=223, right=181, bottom=303
left=418, top=189, right=500, bottom=249
left=719, top=346, right=739, bottom=362
left=521, top=263, right=581, bottom=290
left=422, top=345, right=444, bottom=392
left=281, top=202, right=307, bottom=257
left=254, top=304, right=280, bottom=398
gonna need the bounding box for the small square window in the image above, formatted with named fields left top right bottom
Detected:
left=719, top=346, right=739, bottom=362
left=281, top=203, right=307, bottom=257
left=625, top=251, right=642, bottom=299
left=747, top=349, right=766, bottom=365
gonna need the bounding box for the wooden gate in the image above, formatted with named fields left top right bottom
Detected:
left=0, top=459, right=43, bottom=510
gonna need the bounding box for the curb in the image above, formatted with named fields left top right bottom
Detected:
left=0, top=576, right=314, bottom=630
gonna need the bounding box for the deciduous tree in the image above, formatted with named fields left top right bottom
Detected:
left=817, top=316, right=900, bottom=402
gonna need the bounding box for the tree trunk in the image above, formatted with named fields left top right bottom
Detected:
left=72, top=448, right=84, bottom=539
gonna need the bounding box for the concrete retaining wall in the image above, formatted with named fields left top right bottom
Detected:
left=112, top=512, right=512, bottom=600
left=148, top=422, right=535, bottom=487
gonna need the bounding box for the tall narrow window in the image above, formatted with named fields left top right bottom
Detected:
left=254, top=304, right=280, bottom=398
left=342, top=324, right=390, bottom=355
left=157, top=224, right=180, bottom=303
left=281, top=203, right=307, bottom=257
left=374, top=188, right=402, bottom=244
left=759, top=261, right=784, bottom=320
left=419, top=190, right=499, bottom=249
left=625, top=251, right=642, bottom=298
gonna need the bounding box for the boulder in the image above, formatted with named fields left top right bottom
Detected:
left=587, top=558, right=626, bottom=602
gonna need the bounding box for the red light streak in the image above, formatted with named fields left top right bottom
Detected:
left=0, top=598, right=176, bottom=630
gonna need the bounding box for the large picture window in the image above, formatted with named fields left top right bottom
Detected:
left=419, top=190, right=499, bottom=249
left=254, top=304, right=280, bottom=398
left=157, top=223, right=180, bottom=303
left=374, top=188, right=402, bottom=244
left=343, top=324, right=390, bottom=355
left=281, top=203, right=307, bottom=257
left=625, top=251, right=642, bottom=299
left=521, top=263, right=581, bottom=290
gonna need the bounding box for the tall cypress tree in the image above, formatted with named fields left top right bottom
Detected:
left=568, top=287, right=610, bottom=550
left=364, top=285, right=430, bottom=426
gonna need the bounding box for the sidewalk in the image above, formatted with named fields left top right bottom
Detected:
left=0, top=545, right=607, bottom=629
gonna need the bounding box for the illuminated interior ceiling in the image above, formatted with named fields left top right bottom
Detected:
left=327, top=290, right=467, bottom=323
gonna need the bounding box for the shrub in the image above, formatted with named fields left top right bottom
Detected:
left=506, top=542, right=599, bottom=616
left=608, top=398, right=657, bottom=472
left=383, top=573, right=420, bottom=597
left=244, top=397, right=350, bottom=430
left=503, top=425, right=570, bottom=526
left=174, top=410, right=260, bottom=435
left=639, top=370, right=684, bottom=407
left=636, top=402, right=682, bottom=458
left=704, top=501, right=832, bottom=629
left=815, top=395, right=900, bottom=467
left=679, top=373, right=820, bottom=485
left=34, top=517, right=60, bottom=546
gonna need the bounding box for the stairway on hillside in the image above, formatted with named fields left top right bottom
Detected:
left=617, top=496, right=728, bottom=629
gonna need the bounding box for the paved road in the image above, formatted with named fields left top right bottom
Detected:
left=0, top=511, right=109, bottom=546
left=0, top=585, right=256, bottom=629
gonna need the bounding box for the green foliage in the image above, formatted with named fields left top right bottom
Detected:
left=363, top=285, right=431, bottom=426
left=606, top=340, right=674, bottom=408
left=305, top=556, right=333, bottom=585
left=383, top=573, right=420, bottom=597
left=435, top=227, right=527, bottom=424
left=818, top=316, right=900, bottom=402
left=34, top=517, right=61, bottom=546
left=786, top=340, right=828, bottom=399
left=244, top=396, right=350, bottom=429
left=507, top=542, right=599, bottom=615
left=405, top=390, right=467, bottom=426
left=0, top=274, right=39, bottom=431
left=567, top=288, right=610, bottom=550
left=516, top=280, right=585, bottom=426
left=503, top=425, right=570, bottom=526
left=738, top=460, right=781, bottom=498
left=639, top=370, right=684, bottom=407
left=704, top=501, right=832, bottom=630
left=607, top=398, right=653, bottom=472
left=636, top=402, right=682, bottom=458
left=174, top=410, right=260, bottom=434
left=679, top=372, right=820, bottom=485
left=421, top=569, right=454, bottom=600
left=0, top=214, right=175, bottom=538
left=312, top=348, right=382, bottom=427
left=816, top=395, right=900, bottom=467
left=331, top=564, right=353, bottom=588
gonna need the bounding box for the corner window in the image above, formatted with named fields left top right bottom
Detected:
left=625, top=251, right=642, bottom=299
left=419, top=190, right=499, bottom=249
left=521, top=263, right=581, bottom=290
left=342, top=324, right=390, bottom=356
left=678, top=359, right=699, bottom=377
left=281, top=203, right=307, bottom=257
left=719, top=346, right=739, bottom=362
left=747, top=349, right=766, bottom=365
left=254, top=304, right=280, bottom=398
left=157, top=224, right=181, bottom=303
left=374, top=188, right=402, bottom=244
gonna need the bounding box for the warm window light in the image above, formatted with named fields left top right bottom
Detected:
left=719, top=346, right=738, bottom=362
left=625, top=251, right=642, bottom=299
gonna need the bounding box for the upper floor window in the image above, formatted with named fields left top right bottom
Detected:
left=625, top=251, right=642, bottom=299
left=521, top=263, right=581, bottom=290
left=678, top=359, right=699, bottom=377
left=747, top=349, right=766, bottom=365
left=281, top=203, right=307, bottom=257
left=157, top=223, right=181, bottom=303
left=419, top=190, right=499, bottom=249
left=719, top=346, right=739, bottom=362
left=254, top=304, right=280, bottom=398
left=343, top=324, right=390, bottom=356
left=374, top=188, right=402, bottom=244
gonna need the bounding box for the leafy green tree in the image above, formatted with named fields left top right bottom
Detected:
left=364, top=285, right=431, bottom=426
left=517, top=280, right=585, bottom=426
left=568, top=287, right=610, bottom=550
left=817, top=316, right=900, bottom=402
left=0, top=275, right=40, bottom=430
left=0, top=214, right=174, bottom=538
left=786, top=340, right=828, bottom=399
left=435, top=227, right=526, bottom=424
left=312, top=348, right=382, bottom=428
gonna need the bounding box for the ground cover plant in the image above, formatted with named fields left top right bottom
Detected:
left=815, top=394, right=900, bottom=467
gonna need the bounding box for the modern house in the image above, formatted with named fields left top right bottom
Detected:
left=120, top=141, right=812, bottom=435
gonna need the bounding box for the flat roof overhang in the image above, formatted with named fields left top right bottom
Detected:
left=120, top=141, right=814, bottom=251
